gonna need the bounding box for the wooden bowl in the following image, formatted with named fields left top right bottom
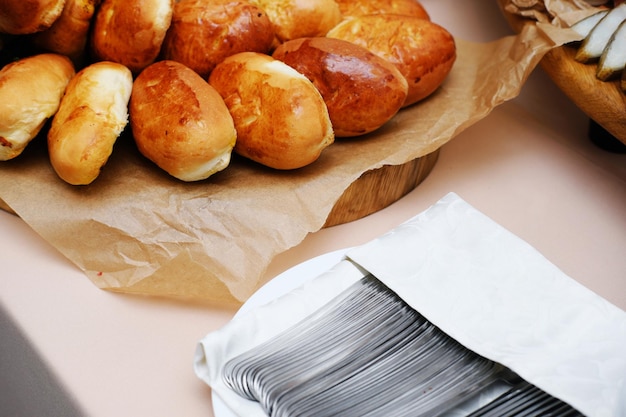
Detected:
left=499, top=2, right=626, bottom=145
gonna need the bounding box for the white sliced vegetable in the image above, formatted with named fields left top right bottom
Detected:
left=571, top=10, right=608, bottom=38
left=576, top=3, right=626, bottom=63
left=598, top=20, right=626, bottom=80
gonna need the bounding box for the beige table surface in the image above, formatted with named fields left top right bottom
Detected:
left=1, top=1, right=625, bottom=416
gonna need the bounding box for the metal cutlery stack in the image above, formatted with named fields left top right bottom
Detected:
left=223, top=275, right=583, bottom=416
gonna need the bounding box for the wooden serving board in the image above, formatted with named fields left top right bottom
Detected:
left=0, top=150, right=439, bottom=227
left=324, top=150, right=439, bottom=227
left=500, top=4, right=626, bottom=145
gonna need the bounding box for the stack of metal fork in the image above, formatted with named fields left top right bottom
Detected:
left=223, top=275, right=583, bottom=417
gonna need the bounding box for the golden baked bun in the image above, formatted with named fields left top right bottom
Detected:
left=91, top=0, right=173, bottom=73
left=0, top=0, right=65, bottom=34
left=0, top=53, right=74, bottom=161
left=327, top=14, right=456, bottom=107
left=247, top=0, right=341, bottom=43
left=31, top=0, right=100, bottom=65
left=335, top=0, right=430, bottom=20
left=130, top=60, right=236, bottom=181
left=161, top=0, right=274, bottom=78
left=209, top=52, right=334, bottom=170
left=48, top=61, right=132, bottom=185
left=273, top=37, right=408, bottom=137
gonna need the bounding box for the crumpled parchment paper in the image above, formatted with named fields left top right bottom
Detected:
left=503, top=0, right=599, bottom=25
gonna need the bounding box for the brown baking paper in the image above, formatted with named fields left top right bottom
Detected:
left=503, top=0, right=601, bottom=25
left=0, top=18, right=580, bottom=307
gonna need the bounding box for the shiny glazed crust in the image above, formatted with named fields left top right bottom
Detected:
left=273, top=37, right=408, bottom=137
left=0, top=0, right=66, bottom=34
left=334, top=0, right=430, bottom=20
left=209, top=52, right=334, bottom=170
left=130, top=60, right=236, bottom=181
left=161, top=0, right=275, bottom=78
left=327, top=14, right=456, bottom=107
left=247, top=0, right=342, bottom=42
left=0, top=53, right=75, bottom=161
left=31, top=0, right=100, bottom=64
left=90, top=0, right=173, bottom=73
left=47, top=61, right=133, bottom=185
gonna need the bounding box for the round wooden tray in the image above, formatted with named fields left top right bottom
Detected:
left=324, top=150, right=439, bottom=227
left=499, top=3, right=626, bottom=145
left=0, top=149, right=440, bottom=227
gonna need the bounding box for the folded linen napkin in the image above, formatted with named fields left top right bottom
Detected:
left=194, top=192, right=626, bottom=417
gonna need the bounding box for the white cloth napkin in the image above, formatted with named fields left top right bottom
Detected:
left=194, top=192, right=626, bottom=417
